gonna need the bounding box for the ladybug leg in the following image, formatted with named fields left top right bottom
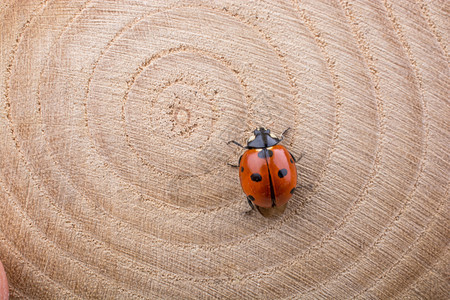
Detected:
left=247, top=197, right=255, bottom=210
left=227, top=155, right=242, bottom=168
left=245, top=197, right=256, bottom=214
left=289, top=151, right=303, bottom=163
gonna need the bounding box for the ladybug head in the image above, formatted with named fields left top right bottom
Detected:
left=247, top=127, right=281, bottom=148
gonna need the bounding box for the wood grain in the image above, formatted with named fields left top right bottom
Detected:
left=0, top=0, right=448, bottom=299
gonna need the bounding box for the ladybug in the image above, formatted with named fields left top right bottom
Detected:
left=228, top=127, right=299, bottom=215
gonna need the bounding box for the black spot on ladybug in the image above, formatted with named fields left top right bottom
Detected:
left=278, top=168, right=288, bottom=178
left=290, top=187, right=296, bottom=194
left=257, top=149, right=273, bottom=159
left=250, top=173, right=262, bottom=182
left=290, top=158, right=294, bottom=163
left=241, top=166, right=244, bottom=172
left=247, top=195, right=255, bottom=201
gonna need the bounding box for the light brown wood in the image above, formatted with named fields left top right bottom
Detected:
left=0, top=1, right=448, bottom=299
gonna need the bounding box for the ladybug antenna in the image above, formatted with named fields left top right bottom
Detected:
left=279, top=127, right=291, bottom=142
left=227, top=140, right=247, bottom=149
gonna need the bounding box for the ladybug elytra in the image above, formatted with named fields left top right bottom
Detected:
left=229, top=127, right=298, bottom=215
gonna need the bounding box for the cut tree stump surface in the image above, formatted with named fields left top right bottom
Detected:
left=0, top=1, right=448, bottom=299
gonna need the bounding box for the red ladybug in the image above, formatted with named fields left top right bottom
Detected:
left=228, top=128, right=298, bottom=215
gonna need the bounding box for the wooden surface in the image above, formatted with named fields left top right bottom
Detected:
left=0, top=1, right=448, bottom=299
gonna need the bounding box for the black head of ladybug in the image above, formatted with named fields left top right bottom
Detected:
left=247, top=127, right=281, bottom=148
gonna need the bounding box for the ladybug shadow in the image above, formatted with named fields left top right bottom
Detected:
left=253, top=203, right=287, bottom=218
